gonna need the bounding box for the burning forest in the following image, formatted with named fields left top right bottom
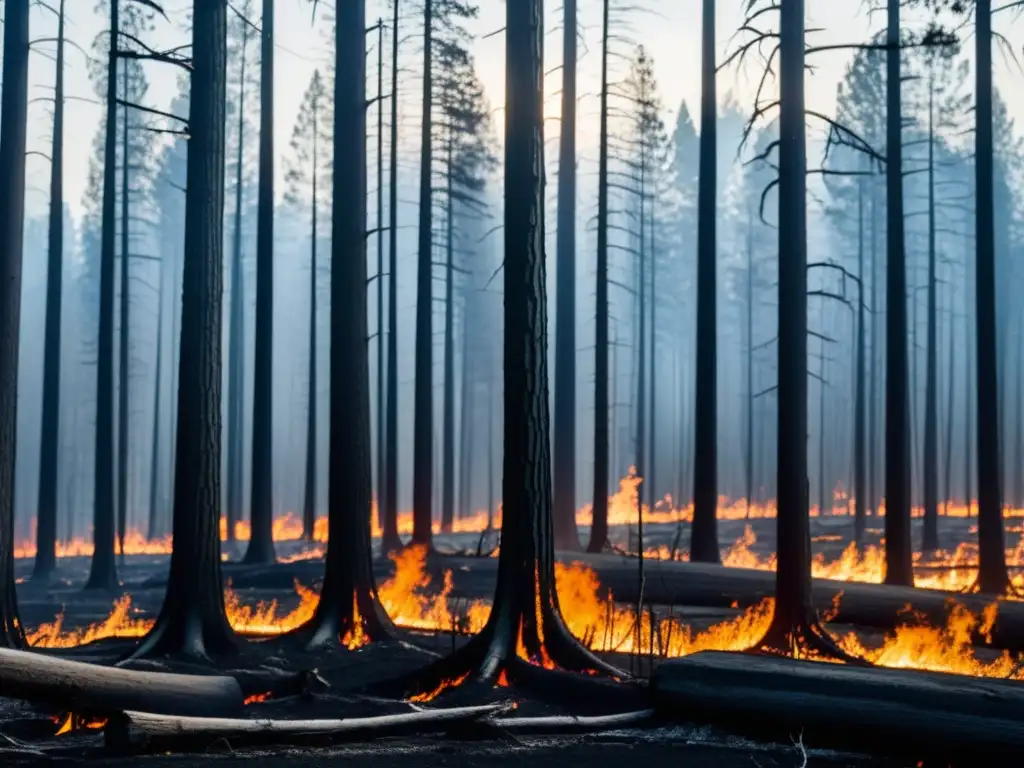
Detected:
left=0, top=0, right=1023, bottom=766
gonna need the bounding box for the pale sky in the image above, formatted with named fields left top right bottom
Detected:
left=20, top=0, right=1024, bottom=221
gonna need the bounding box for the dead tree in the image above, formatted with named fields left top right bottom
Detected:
left=412, top=0, right=436, bottom=549
left=730, top=0, right=865, bottom=662
left=85, top=0, right=122, bottom=592
left=587, top=0, right=611, bottom=554
left=244, top=0, right=276, bottom=565
left=290, top=0, right=395, bottom=647
left=34, top=0, right=67, bottom=582
left=972, top=0, right=1011, bottom=594
left=883, top=0, right=913, bottom=587
left=552, top=0, right=580, bottom=551
left=129, top=0, right=237, bottom=660
left=0, top=0, right=30, bottom=648
left=382, top=0, right=402, bottom=554
left=380, top=0, right=628, bottom=697
left=690, top=0, right=720, bottom=564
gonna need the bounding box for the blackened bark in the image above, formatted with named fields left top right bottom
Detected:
left=745, top=219, right=753, bottom=519
left=441, top=133, right=455, bottom=533
left=587, top=0, right=610, bottom=554
left=147, top=271, right=165, bottom=541
left=648, top=201, right=657, bottom=519
left=883, top=0, right=912, bottom=586
left=748, top=0, right=859, bottom=663
left=383, top=0, right=402, bottom=553
left=129, top=0, right=237, bottom=660
left=412, top=0, right=435, bottom=548
left=118, top=58, right=130, bottom=561
left=303, top=91, right=319, bottom=541
left=1015, top=312, right=1023, bottom=509
left=973, top=0, right=1009, bottom=594
left=922, top=81, right=939, bottom=553
left=226, top=24, right=250, bottom=545
left=86, top=0, right=121, bottom=591
left=297, top=0, right=394, bottom=647
left=552, top=0, right=580, bottom=551
left=868, top=184, right=878, bottom=516
left=0, top=0, right=30, bottom=646
left=34, top=0, right=66, bottom=582
left=690, top=0, right=720, bottom=563
left=375, top=20, right=386, bottom=541
left=244, top=0, right=276, bottom=565
left=854, top=177, right=866, bottom=547
left=383, top=1, right=625, bottom=694
left=635, top=143, right=647, bottom=549
left=944, top=287, right=956, bottom=513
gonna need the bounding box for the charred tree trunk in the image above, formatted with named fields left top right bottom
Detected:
left=34, top=0, right=66, bottom=582
left=375, top=20, right=386, bottom=541
left=552, top=0, right=580, bottom=551
left=303, top=93, right=319, bottom=541
left=883, top=0, right=912, bottom=587
left=943, top=287, right=956, bottom=514
left=0, top=0, right=30, bottom=647
left=745, top=220, right=753, bottom=519
left=226, top=23, right=251, bottom=546
left=441, top=133, right=455, bottom=534
left=648, top=201, right=657, bottom=519
left=412, top=0, right=435, bottom=549
left=854, top=176, right=866, bottom=547
left=922, top=81, right=939, bottom=553
left=382, top=0, right=402, bottom=553
left=635, top=144, right=647, bottom=549
left=965, top=248, right=974, bottom=512
left=296, top=0, right=394, bottom=647
left=818, top=349, right=827, bottom=517
left=384, top=1, right=626, bottom=695
left=587, top=0, right=610, bottom=554
left=86, top=0, right=121, bottom=591
left=1015, top=310, right=1023, bottom=509
left=974, top=0, right=1009, bottom=593
left=244, top=0, right=276, bottom=565
left=746, top=0, right=858, bottom=662
left=691, top=0, right=720, bottom=563
left=117, top=57, right=131, bottom=561
left=147, top=258, right=165, bottom=541
left=128, top=0, right=237, bottom=660
left=868, top=182, right=878, bottom=516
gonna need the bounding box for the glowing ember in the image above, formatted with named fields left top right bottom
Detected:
left=408, top=672, right=471, bottom=703
left=243, top=692, right=271, bottom=705
left=341, top=592, right=370, bottom=650
left=53, top=712, right=108, bottom=736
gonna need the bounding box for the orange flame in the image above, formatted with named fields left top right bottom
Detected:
left=53, top=713, right=108, bottom=736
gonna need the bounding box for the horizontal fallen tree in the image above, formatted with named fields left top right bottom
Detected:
left=651, top=650, right=1024, bottom=758
left=536, top=554, right=1024, bottom=652
left=0, top=647, right=244, bottom=717
left=489, top=709, right=656, bottom=733
left=106, top=702, right=512, bottom=750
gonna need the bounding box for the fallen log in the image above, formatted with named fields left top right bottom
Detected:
left=651, top=650, right=1024, bottom=758
left=538, top=554, right=1024, bottom=652
left=489, top=709, right=655, bottom=733
left=116, top=658, right=328, bottom=701
left=106, top=702, right=512, bottom=750
left=0, top=647, right=244, bottom=717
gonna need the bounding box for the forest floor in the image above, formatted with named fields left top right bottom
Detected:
left=2, top=515, right=1004, bottom=767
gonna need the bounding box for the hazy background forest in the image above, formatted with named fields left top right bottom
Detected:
left=8, top=0, right=1024, bottom=542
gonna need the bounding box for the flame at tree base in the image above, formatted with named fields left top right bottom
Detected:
left=24, top=545, right=1024, bottom=683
